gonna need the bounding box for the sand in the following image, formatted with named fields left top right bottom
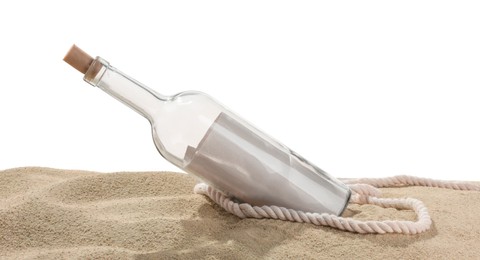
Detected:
left=1, top=167, right=479, bottom=259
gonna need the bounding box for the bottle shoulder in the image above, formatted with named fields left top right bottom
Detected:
left=149, top=90, right=225, bottom=167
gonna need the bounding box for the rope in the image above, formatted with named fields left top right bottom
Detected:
left=193, top=175, right=479, bottom=234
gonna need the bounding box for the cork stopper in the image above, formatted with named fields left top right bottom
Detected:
left=63, top=45, right=94, bottom=74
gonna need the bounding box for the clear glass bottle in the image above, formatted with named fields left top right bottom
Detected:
left=65, top=46, right=351, bottom=215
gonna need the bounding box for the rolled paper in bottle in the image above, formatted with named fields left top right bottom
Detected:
left=184, top=112, right=350, bottom=215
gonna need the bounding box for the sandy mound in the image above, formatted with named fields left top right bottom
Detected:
left=1, top=167, right=479, bottom=259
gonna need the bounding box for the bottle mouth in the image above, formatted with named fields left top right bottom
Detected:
left=63, top=45, right=108, bottom=87
left=84, top=57, right=108, bottom=86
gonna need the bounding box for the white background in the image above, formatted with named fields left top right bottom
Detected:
left=0, top=1, right=479, bottom=180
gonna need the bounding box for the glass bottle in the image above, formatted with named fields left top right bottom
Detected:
left=64, top=45, right=351, bottom=215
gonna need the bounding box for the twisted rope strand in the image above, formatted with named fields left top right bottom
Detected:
left=193, top=175, right=479, bottom=234
left=341, top=175, right=480, bottom=191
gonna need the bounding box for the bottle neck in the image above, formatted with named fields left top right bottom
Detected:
left=84, top=57, right=167, bottom=121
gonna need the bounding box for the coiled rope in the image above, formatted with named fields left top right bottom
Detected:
left=194, top=175, right=479, bottom=234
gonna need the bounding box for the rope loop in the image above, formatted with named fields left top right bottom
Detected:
left=194, top=175, right=479, bottom=234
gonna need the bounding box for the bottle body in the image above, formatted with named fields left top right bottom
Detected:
left=84, top=57, right=351, bottom=215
